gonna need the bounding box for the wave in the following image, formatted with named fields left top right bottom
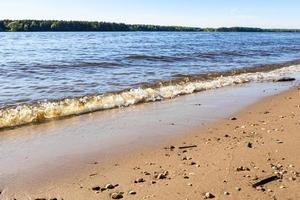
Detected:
left=35, top=61, right=123, bottom=69
left=0, top=64, right=300, bottom=130
left=126, top=54, right=188, bottom=62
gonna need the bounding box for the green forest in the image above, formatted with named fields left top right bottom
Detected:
left=0, top=20, right=299, bottom=32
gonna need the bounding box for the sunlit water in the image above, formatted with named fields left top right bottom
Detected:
left=1, top=32, right=300, bottom=106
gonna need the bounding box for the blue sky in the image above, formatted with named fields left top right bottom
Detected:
left=0, top=0, right=299, bottom=28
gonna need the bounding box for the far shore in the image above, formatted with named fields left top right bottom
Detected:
left=1, top=82, right=300, bottom=199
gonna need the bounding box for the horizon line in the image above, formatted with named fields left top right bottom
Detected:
left=1, top=19, right=300, bottom=30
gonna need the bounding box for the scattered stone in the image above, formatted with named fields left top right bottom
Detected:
left=92, top=186, right=101, bottom=191
left=105, top=184, right=115, bottom=189
left=190, top=161, right=196, bottom=166
left=111, top=192, right=123, bottom=199
left=223, top=191, right=230, bottom=195
left=204, top=192, right=215, bottom=199
left=236, top=166, right=250, bottom=172
left=144, top=171, right=151, bottom=176
left=288, top=177, right=296, bottom=181
left=128, top=190, right=136, bottom=195
left=235, top=187, right=241, bottom=191
left=256, top=186, right=265, bottom=191
left=279, top=185, right=285, bottom=189
left=134, top=178, right=145, bottom=183
left=230, top=117, right=237, bottom=121
left=187, top=183, right=193, bottom=186
left=151, top=180, right=157, bottom=184
left=247, top=142, right=253, bottom=148
left=155, top=171, right=168, bottom=179
left=267, top=189, right=273, bottom=193
left=183, top=175, right=189, bottom=179
left=288, top=164, right=294, bottom=168
left=89, top=173, right=97, bottom=177
left=276, top=140, right=284, bottom=144
left=164, top=145, right=175, bottom=150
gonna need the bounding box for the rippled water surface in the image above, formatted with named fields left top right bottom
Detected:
left=1, top=32, right=300, bottom=106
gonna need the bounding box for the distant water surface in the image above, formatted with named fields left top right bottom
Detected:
left=1, top=32, right=300, bottom=107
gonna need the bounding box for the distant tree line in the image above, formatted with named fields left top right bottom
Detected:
left=0, top=20, right=299, bottom=32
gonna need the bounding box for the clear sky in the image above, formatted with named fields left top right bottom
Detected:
left=0, top=0, right=299, bottom=28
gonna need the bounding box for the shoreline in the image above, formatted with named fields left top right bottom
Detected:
left=1, top=82, right=300, bottom=199
left=1, top=62, right=300, bottom=130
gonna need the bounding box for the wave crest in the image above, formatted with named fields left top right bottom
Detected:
left=0, top=65, right=299, bottom=130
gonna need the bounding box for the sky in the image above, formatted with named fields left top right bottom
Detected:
left=0, top=0, right=299, bottom=29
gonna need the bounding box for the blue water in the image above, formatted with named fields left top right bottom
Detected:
left=1, top=32, right=300, bottom=107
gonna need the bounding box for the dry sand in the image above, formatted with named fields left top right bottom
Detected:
left=2, top=86, right=300, bottom=200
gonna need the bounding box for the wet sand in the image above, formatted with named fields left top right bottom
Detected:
left=1, top=82, right=300, bottom=199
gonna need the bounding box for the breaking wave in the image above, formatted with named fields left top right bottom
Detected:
left=0, top=64, right=300, bottom=130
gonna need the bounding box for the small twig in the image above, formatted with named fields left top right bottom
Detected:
left=252, top=175, right=280, bottom=187
left=178, top=145, right=197, bottom=149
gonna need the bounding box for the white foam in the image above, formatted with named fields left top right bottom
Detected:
left=1, top=65, right=299, bottom=129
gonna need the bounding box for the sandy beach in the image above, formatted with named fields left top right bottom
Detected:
left=1, top=83, right=299, bottom=200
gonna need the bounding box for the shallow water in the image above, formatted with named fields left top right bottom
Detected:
left=1, top=32, right=300, bottom=106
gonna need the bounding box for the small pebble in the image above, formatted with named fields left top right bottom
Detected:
left=223, top=191, right=230, bottom=195
left=134, top=178, right=145, bottom=183
left=128, top=190, right=136, bottom=195
left=111, top=192, right=123, bottom=199
left=105, top=184, right=115, bottom=189
left=204, top=192, right=215, bottom=199
left=92, top=186, right=101, bottom=191
left=247, top=142, right=253, bottom=148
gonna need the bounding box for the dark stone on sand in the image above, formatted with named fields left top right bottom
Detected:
left=236, top=166, right=250, bottom=171
left=111, top=192, right=123, bottom=199
left=164, top=145, right=175, bottom=150
left=134, top=178, right=145, bottom=183
left=128, top=190, right=136, bottom=195
left=190, top=161, right=197, bottom=165
left=183, top=175, right=189, bottom=179
left=105, top=184, right=115, bottom=189
left=155, top=170, right=168, bottom=179
left=247, top=142, right=253, bottom=148
left=92, top=186, right=101, bottom=191
left=230, top=117, right=237, bottom=121
left=274, top=77, right=296, bottom=82
left=204, top=192, right=215, bottom=199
